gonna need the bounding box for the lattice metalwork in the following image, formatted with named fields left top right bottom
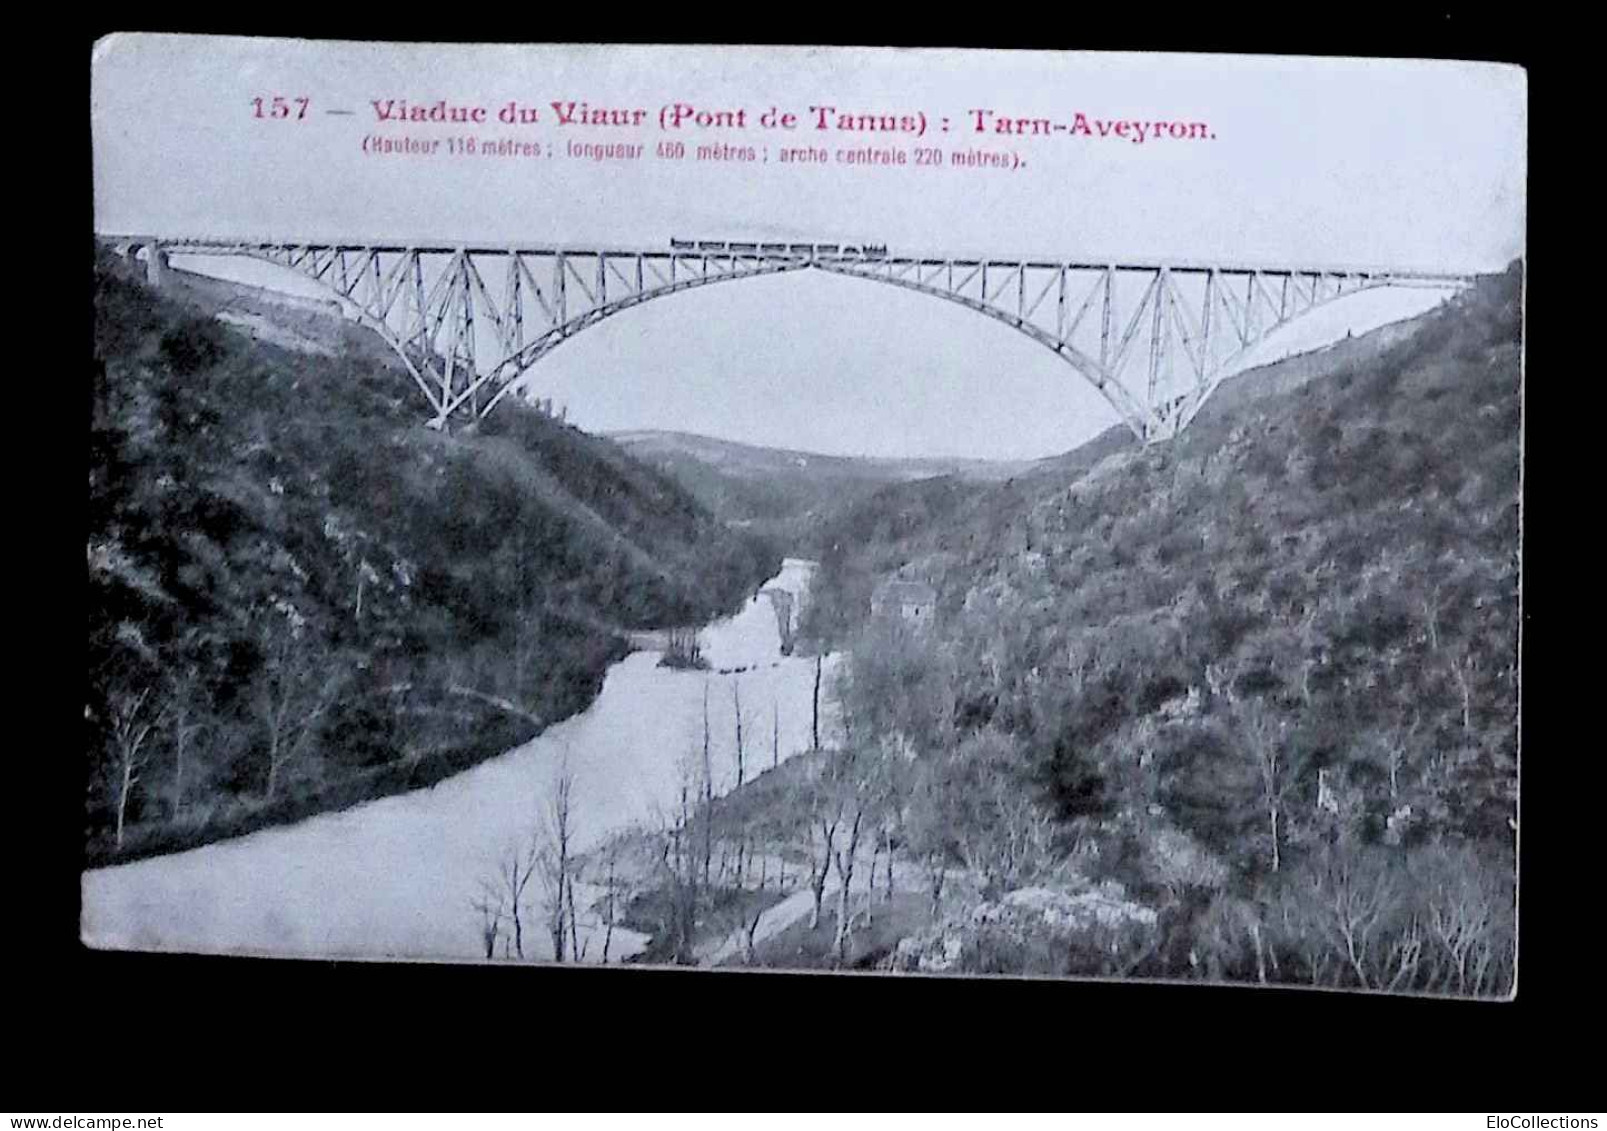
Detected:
left=111, top=237, right=1474, bottom=442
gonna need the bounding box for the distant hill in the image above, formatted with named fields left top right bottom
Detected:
left=610, top=429, right=1037, bottom=548
left=617, top=307, right=1448, bottom=577
left=87, top=248, right=780, bottom=863
left=612, top=429, right=1036, bottom=483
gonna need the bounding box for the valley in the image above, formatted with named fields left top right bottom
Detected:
left=84, top=244, right=1522, bottom=994
left=593, top=263, right=1522, bottom=988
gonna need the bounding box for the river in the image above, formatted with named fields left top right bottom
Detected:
left=81, top=558, right=838, bottom=963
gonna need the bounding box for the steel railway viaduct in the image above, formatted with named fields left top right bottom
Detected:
left=106, top=236, right=1475, bottom=444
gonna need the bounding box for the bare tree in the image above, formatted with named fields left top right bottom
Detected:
left=812, top=654, right=822, bottom=750
left=1229, top=695, right=1299, bottom=874
left=1423, top=850, right=1509, bottom=995
left=732, top=676, right=746, bottom=790
left=816, top=746, right=887, bottom=962
left=742, top=899, right=766, bottom=965
left=1270, top=879, right=1334, bottom=987
left=163, top=666, right=205, bottom=821
left=566, top=868, right=586, bottom=962
left=1299, top=845, right=1403, bottom=989
left=1373, top=713, right=1421, bottom=806
left=732, top=677, right=748, bottom=882
left=1198, top=895, right=1273, bottom=985
left=106, top=684, right=164, bottom=851
left=470, top=882, right=507, bottom=960
left=806, top=790, right=841, bottom=932
left=482, top=838, right=540, bottom=959
left=652, top=751, right=705, bottom=963
left=537, top=755, right=578, bottom=962
left=903, top=761, right=952, bottom=923
left=771, top=698, right=780, bottom=771
left=832, top=803, right=866, bottom=965
left=742, top=856, right=772, bottom=965
left=1203, top=658, right=1236, bottom=705
left=880, top=821, right=898, bottom=903
left=867, top=830, right=881, bottom=898
left=663, top=626, right=704, bottom=669
left=1421, top=586, right=1443, bottom=654
left=933, top=730, right=1056, bottom=898
left=1382, top=913, right=1425, bottom=992
left=1449, top=644, right=1479, bottom=734
left=600, top=839, right=619, bottom=964
left=701, top=681, right=715, bottom=890
left=250, top=618, right=339, bottom=803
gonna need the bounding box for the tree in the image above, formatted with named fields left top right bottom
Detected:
left=1368, top=714, right=1421, bottom=809
left=105, top=683, right=164, bottom=850
left=599, top=839, right=620, bottom=964
left=805, top=767, right=841, bottom=932
left=1448, top=642, right=1479, bottom=735
left=163, top=665, right=207, bottom=821
left=654, top=751, right=707, bottom=963
left=731, top=677, right=749, bottom=879
left=732, top=676, right=747, bottom=790
left=537, top=754, right=578, bottom=962
left=812, top=655, right=822, bottom=750
left=1267, top=842, right=1432, bottom=991
left=566, top=864, right=586, bottom=962
left=249, top=613, right=340, bottom=803
left=480, top=837, right=539, bottom=959
left=839, top=616, right=960, bottom=757
left=1226, top=694, right=1301, bottom=874
left=828, top=750, right=874, bottom=964
left=701, top=681, right=715, bottom=889
left=470, top=883, right=507, bottom=960
left=1305, top=846, right=1400, bottom=989
left=662, top=626, right=705, bottom=670
left=1419, top=843, right=1513, bottom=996
left=741, top=889, right=766, bottom=965
left=904, top=759, right=954, bottom=921
left=939, top=729, right=1056, bottom=899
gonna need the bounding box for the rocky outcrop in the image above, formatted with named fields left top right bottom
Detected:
left=892, top=882, right=1158, bottom=976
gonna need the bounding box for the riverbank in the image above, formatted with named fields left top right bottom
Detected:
left=88, top=252, right=783, bottom=869
left=82, top=560, right=839, bottom=962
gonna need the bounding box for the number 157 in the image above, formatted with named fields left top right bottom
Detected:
left=252, top=96, right=309, bottom=120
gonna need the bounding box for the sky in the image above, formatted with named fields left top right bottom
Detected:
left=93, top=37, right=1526, bottom=459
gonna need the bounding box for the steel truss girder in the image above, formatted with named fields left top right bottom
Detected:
left=124, top=237, right=1474, bottom=442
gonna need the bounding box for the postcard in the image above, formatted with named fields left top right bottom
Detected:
left=87, top=35, right=1525, bottom=995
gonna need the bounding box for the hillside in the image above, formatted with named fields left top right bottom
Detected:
left=611, top=429, right=1035, bottom=550
left=607, top=317, right=1432, bottom=572
left=86, top=248, right=780, bottom=864
left=795, top=300, right=1462, bottom=651
left=773, top=263, right=1521, bottom=990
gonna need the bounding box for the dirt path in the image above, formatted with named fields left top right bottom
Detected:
left=699, top=852, right=926, bottom=965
